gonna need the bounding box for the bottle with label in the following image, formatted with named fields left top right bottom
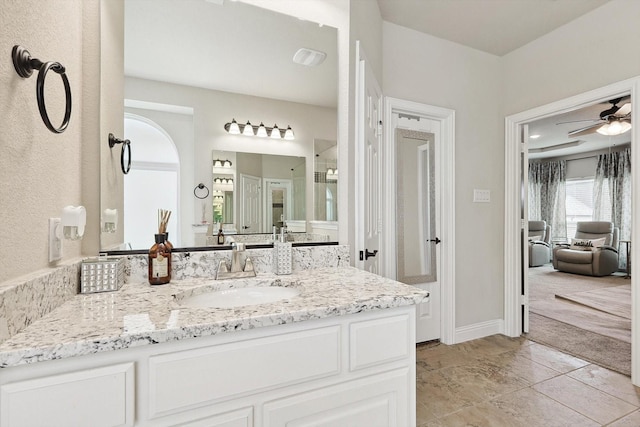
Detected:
left=217, top=228, right=225, bottom=245
left=163, top=232, right=173, bottom=251
left=149, top=233, right=171, bottom=285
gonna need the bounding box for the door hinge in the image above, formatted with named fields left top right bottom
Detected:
left=521, top=219, right=526, bottom=229
left=520, top=294, right=527, bottom=305
left=377, top=120, right=383, bottom=135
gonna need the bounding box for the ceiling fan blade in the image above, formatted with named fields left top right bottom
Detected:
left=616, top=102, right=632, bottom=116
left=556, top=118, right=600, bottom=125
left=568, top=123, right=602, bottom=137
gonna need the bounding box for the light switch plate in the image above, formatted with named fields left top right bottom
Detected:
left=473, top=189, right=491, bottom=203
left=49, top=218, right=62, bottom=262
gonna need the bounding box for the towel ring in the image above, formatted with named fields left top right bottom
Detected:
left=108, top=133, right=131, bottom=174
left=12, top=45, right=72, bottom=134
left=194, top=183, right=210, bottom=199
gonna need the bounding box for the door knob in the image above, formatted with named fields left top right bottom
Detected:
left=429, top=237, right=441, bottom=244
left=242, top=225, right=250, bottom=229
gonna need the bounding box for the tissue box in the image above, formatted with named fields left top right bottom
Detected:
left=80, top=256, right=124, bottom=293
left=273, top=241, right=292, bottom=275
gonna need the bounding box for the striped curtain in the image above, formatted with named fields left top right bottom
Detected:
left=529, top=160, right=567, bottom=241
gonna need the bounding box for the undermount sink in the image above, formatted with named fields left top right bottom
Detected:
left=177, top=283, right=300, bottom=308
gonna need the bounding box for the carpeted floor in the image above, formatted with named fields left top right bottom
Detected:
left=527, top=264, right=631, bottom=375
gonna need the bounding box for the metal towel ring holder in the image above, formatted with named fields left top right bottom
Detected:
left=194, top=183, right=210, bottom=199
left=12, top=45, right=72, bottom=134
left=108, top=133, right=132, bottom=174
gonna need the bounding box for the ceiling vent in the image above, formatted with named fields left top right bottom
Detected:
left=293, top=48, right=326, bottom=67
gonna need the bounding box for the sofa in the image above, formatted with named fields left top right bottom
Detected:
left=552, top=221, right=619, bottom=277
left=529, top=220, right=551, bottom=267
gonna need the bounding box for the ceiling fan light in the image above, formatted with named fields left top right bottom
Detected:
left=597, top=120, right=632, bottom=136
left=256, top=122, right=268, bottom=137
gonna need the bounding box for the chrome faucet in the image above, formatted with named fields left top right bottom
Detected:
left=216, top=242, right=256, bottom=279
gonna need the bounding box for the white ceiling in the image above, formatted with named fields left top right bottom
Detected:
left=377, top=0, right=609, bottom=56
left=124, top=0, right=338, bottom=108
left=527, top=98, right=631, bottom=160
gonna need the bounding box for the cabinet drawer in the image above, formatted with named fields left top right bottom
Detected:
left=263, top=368, right=411, bottom=427
left=0, top=362, right=134, bottom=427
left=350, top=314, right=410, bottom=371
left=171, top=406, right=253, bottom=427
left=149, top=326, right=340, bottom=418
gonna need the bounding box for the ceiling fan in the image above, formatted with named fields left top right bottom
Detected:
left=565, top=97, right=632, bottom=137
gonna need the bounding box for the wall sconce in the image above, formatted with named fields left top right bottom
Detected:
left=224, top=119, right=295, bottom=140
left=102, top=208, right=118, bottom=233
left=49, top=205, right=86, bottom=262
left=213, top=158, right=233, bottom=168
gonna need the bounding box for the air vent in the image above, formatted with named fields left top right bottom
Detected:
left=293, top=48, right=327, bottom=67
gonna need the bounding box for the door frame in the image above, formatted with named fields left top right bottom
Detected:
left=383, top=97, right=456, bottom=345
left=262, top=178, right=293, bottom=232
left=504, top=77, right=640, bottom=384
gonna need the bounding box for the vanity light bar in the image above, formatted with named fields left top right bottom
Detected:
left=213, top=177, right=233, bottom=184
left=213, top=159, right=233, bottom=168
left=225, top=119, right=295, bottom=140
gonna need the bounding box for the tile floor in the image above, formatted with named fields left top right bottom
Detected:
left=416, top=335, right=640, bottom=426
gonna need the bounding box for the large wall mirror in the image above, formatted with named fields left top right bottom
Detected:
left=100, top=0, right=338, bottom=251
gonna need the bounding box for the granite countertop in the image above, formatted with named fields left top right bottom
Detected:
left=0, top=267, right=427, bottom=368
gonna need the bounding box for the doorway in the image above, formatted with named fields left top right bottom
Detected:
left=504, top=77, right=640, bottom=384
left=383, top=97, right=456, bottom=345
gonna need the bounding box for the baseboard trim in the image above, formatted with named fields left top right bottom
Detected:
left=455, top=319, right=504, bottom=344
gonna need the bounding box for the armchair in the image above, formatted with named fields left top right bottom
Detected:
left=553, top=221, right=619, bottom=276
left=528, top=221, right=551, bottom=267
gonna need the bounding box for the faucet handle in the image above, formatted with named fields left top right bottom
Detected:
left=244, top=257, right=254, bottom=272
left=218, top=260, right=229, bottom=273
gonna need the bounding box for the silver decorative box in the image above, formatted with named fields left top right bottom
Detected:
left=273, top=241, right=292, bottom=275
left=80, top=256, right=124, bottom=294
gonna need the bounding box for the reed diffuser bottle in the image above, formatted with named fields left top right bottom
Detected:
left=149, top=209, right=172, bottom=285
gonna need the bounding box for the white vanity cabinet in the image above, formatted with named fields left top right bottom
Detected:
left=0, top=306, right=415, bottom=427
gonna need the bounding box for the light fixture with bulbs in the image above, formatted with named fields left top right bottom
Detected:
left=224, top=119, right=295, bottom=140
left=212, top=158, right=233, bottom=168
left=597, top=118, right=632, bottom=136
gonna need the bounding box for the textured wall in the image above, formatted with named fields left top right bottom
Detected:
left=0, top=0, right=100, bottom=281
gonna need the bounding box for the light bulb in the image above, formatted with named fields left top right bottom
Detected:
left=227, top=119, right=240, bottom=134
left=256, top=122, right=268, bottom=137
left=270, top=124, right=281, bottom=139
left=284, top=125, right=295, bottom=140
left=242, top=121, right=254, bottom=136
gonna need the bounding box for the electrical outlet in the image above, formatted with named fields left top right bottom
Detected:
left=49, top=218, right=62, bottom=262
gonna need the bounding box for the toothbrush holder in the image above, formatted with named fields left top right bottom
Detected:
left=273, top=241, right=292, bottom=275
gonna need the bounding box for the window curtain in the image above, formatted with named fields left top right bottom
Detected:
left=593, top=147, right=631, bottom=269
left=529, top=160, right=567, bottom=241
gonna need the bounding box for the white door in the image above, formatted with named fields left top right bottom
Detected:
left=240, top=174, right=261, bottom=234
left=393, top=115, right=441, bottom=342
left=521, top=124, right=530, bottom=333
left=263, top=178, right=292, bottom=232
left=357, top=44, right=383, bottom=274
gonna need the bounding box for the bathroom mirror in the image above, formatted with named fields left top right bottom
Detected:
left=314, top=139, right=338, bottom=222
left=100, top=0, right=338, bottom=251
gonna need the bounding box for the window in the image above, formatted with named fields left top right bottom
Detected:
left=565, top=178, right=594, bottom=239
left=564, top=177, right=613, bottom=239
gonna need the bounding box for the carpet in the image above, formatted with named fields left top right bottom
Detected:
left=556, top=285, right=631, bottom=320
left=527, top=313, right=631, bottom=376
left=527, top=265, right=631, bottom=375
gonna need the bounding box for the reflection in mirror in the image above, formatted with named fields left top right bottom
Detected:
left=396, top=129, right=436, bottom=285
left=100, top=0, right=338, bottom=251
left=314, top=139, right=338, bottom=221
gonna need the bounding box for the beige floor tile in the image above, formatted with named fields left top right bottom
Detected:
left=416, top=401, right=437, bottom=426
left=517, top=341, right=590, bottom=373
left=437, top=362, right=530, bottom=400
left=533, top=375, right=637, bottom=425
left=416, top=342, right=484, bottom=372
left=568, top=364, right=640, bottom=406
left=488, top=387, right=600, bottom=427
left=416, top=369, right=485, bottom=418
left=455, top=334, right=530, bottom=357
left=480, top=349, right=562, bottom=385
left=608, top=409, right=640, bottom=426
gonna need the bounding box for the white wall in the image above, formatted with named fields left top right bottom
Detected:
left=383, top=22, right=504, bottom=328
left=503, top=0, right=640, bottom=115
left=0, top=0, right=100, bottom=281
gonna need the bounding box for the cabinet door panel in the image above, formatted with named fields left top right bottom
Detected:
left=350, top=314, right=410, bottom=371
left=149, top=326, right=340, bottom=418
left=0, top=363, right=134, bottom=427
left=173, top=407, right=253, bottom=427
left=263, top=368, right=411, bottom=427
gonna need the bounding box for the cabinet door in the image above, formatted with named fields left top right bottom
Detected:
left=263, top=368, right=411, bottom=427
left=173, top=407, right=253, bottom=427
left=0, top=363, right=134, bottom=427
